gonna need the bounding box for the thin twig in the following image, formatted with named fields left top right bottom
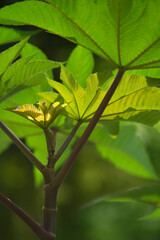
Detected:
left=0, top=192, right=55, bottom=240
left=0, top=121, right=46, bottom=174
left=54, top=120, right=82, bottom=161
left=46, top=69, right=125, bottom=190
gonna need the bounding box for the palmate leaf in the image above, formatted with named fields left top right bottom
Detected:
left=1, top=1, right=160, bottom=76
left=7, top=100, right=67, bottom=129
left=47, top=65, right=112, bottom=120
left=47, top=66, right=160, bottom=125
left=0, top=85, right=64, bottom=152
left=0, top=84, right=49, bottom=144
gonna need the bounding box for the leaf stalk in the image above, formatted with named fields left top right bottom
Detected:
left=54, top=120, right=82, bottom=161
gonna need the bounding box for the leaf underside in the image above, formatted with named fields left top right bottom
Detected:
left=1, top=1, right=160, bottom=76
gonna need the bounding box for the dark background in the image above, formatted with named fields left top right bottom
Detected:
left=0, top=1, right=160, bottom=240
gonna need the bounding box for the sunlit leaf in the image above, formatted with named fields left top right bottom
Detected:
left=0, top=38, right=61, bottom=103
left=48, top=66, right=160, bottom=125
left=66, top=45, right=94, bottom=87
left=0, top=58, right=61, bottom=103
left=0, top=87, right=65, bottom=156
left=7, top=101, right=67, bottom=129
left=38, top=92, right=59, bottom=103
left=1, top=1, right=160, bottom=76
left=21, top=42, right=53, bottom=79
left=48, top=66, right=110, bottom=120
left=0, top=38, right=28, bottom=76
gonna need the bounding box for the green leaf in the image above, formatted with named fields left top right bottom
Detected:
left=1, top=1, right=160, bottom=76
left=0, top=1, right=115, bottom=65
left=140, top=208, right=160, bottom=220
left=0, top=86, right=45, bottom=155
left=86, top=122, right=157, bottom=180
left=48, top=66, right=112, bottom=120
left=66, top=45, right=94, bottom=87
left=0, top=94, right=42, bottom=139
left=37, top=92, right=59, bottom=103
left=0, top=59, right=61, bottom=103
left=134, top=124, right=160, bottom=177
left=101, top=74, right=160, bottom=123
left=102, top=121, right=119, bottom=137
left=0, top=26, right=39, bottom=45
left=0, top=38, right=28, bottom=76
left=21, top=42, right=53, bottom=79
left=7, top=101, right=67, bottom=129
left=0, top=84, right=52, bottom=155
left=0, top=87, right=69, bottom=173
left=85, top=184, right=160, bottom=208
left=1, top=55, right=34, bottom=87
left=48, top=67, right=160, bottom=125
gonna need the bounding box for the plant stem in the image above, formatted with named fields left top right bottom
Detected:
left=0, top=192, right=55, bottom=240
left=54, top=120, right=82, bottom=161
left=43, top=121, right=82, bottom=236
left=43, top=188, right=58, bottom=233
left=46, top=69, right=125, bottom=190
left=43, top=128, right=57, bottom=236
left=44, top=128, right=56, bottom=168
left=0, top=121, right=46, bottom=173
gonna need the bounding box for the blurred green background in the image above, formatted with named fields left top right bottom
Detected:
left=1, top=138, right=160, bottom=240
left=1, top=1, right=160, bottom=240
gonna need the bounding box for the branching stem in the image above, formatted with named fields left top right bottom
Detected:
left=0, top=69, right=125, bottom=240
left=46, top=69, right=125, bottom=190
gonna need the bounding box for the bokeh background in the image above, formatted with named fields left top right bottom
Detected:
left=1, top=1, right=160, bottom=240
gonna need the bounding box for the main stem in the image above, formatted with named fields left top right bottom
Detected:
left=43, top=128, right=57, bottom=235
left=42, top=121, right=82, bottom=236
left=43, top=187, right=57, bottom=233
left=47, top=69, right=125, bottom=190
